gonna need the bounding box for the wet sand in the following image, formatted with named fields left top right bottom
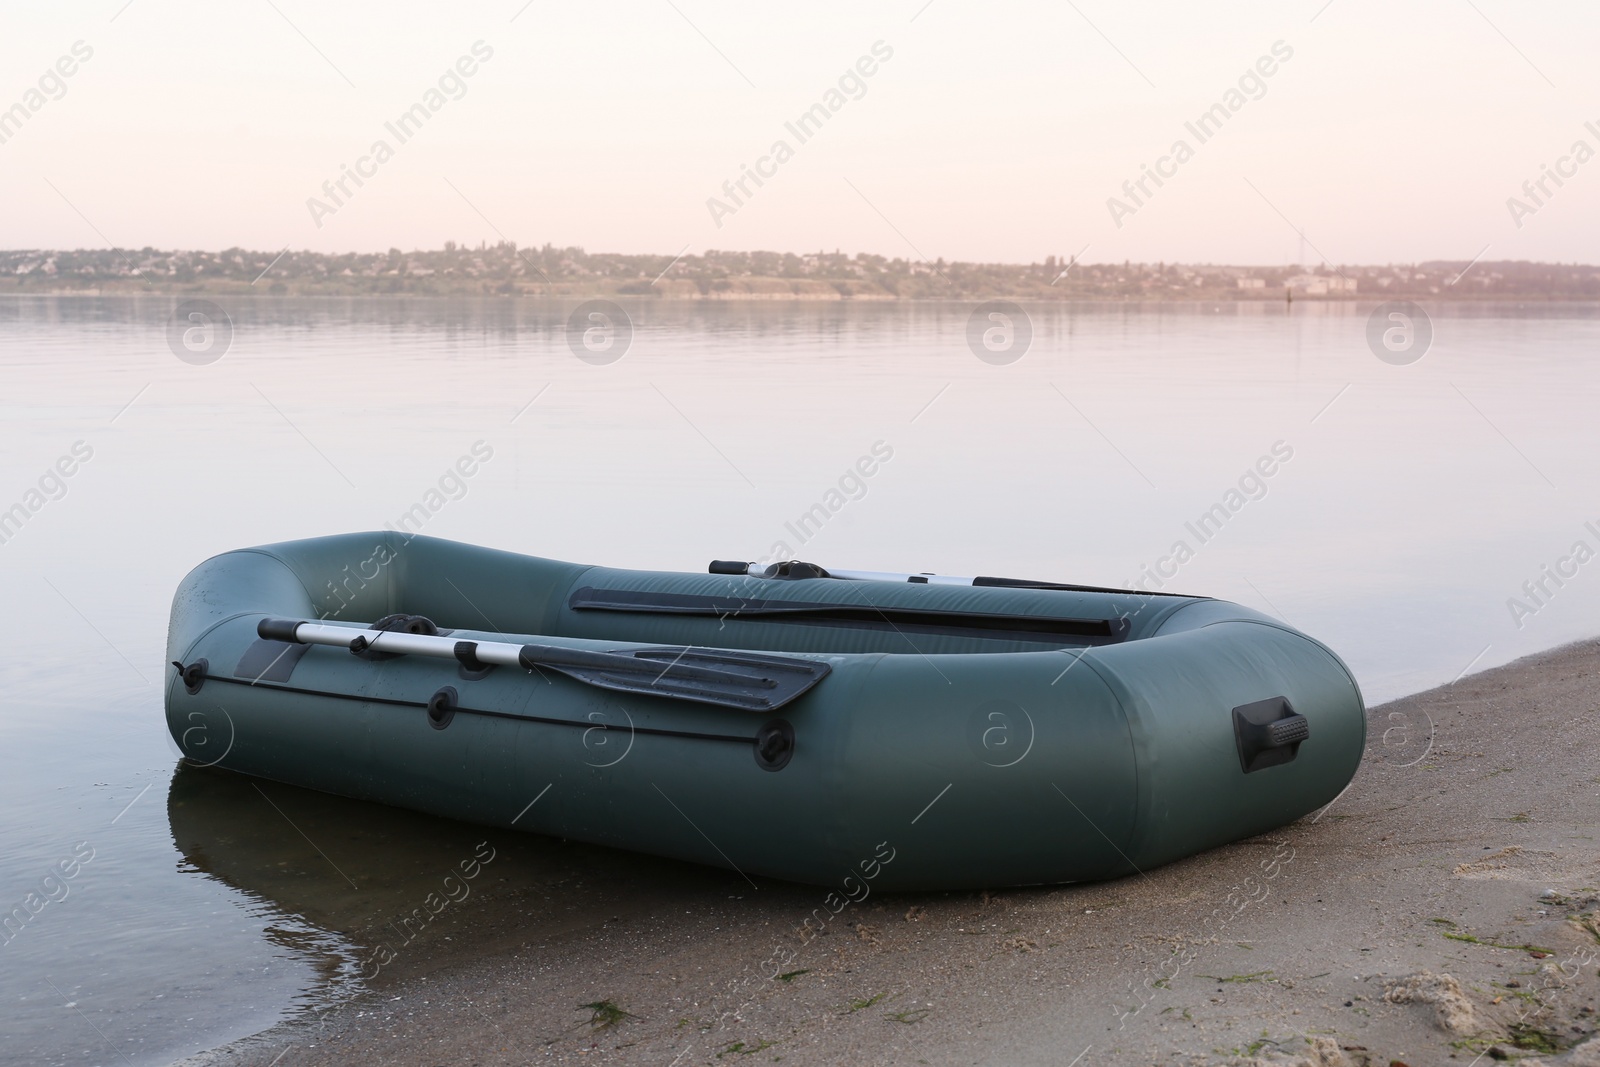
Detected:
left=176, top=639, right=1600, bottom=1067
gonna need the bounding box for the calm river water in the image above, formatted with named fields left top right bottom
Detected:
left=1, top=296, right=1596, bottom=1064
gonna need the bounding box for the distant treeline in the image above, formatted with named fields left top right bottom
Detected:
left=3, top=243, right=1597, bottom=300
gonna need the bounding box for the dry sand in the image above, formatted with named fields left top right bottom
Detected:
left=179, top=639, right=1600, bottom=1067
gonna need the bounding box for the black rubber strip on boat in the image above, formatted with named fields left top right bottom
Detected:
left=567, top=587, right=1132, bottom=644
left=200, top=674, right=759, bottom=744
left=970, top=575, right=1197, bottom=598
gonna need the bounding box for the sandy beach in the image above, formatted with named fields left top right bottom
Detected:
left=171, top=638, right=1600, bottom=1067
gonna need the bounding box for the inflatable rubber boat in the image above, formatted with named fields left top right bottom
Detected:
left=164, top=533, right=1364, bottom=890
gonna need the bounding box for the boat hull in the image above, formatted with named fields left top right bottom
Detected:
left=164, top=533, right=1365, bottom=890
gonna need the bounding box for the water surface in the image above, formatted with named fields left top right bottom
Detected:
left=1, top=296, right=1596, bottom=1064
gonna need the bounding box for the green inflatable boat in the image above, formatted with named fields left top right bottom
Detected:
left=164, top=533, right=1364, bottom=891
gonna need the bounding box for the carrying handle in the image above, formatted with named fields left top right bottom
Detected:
left=1232, top=696, right=1310, bottom=774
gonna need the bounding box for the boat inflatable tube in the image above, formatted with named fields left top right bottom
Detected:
left=164, top=533, right=1365, bottom=890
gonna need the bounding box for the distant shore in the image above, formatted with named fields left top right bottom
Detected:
left=5, top=245, right=1599, bottom=302
left=6, top=282, right=1597, bottom=303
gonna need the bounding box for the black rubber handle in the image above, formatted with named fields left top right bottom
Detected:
left=1265, top=715, right=1310, bottom=747
left=257, top=617, right=303, bottom=642
left=1232, top=697, right=1309, bottom=774
left=708, top=560, right=751, bottom=575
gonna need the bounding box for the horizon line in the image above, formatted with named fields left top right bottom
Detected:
left=2, top=244, right=1596, bottom=271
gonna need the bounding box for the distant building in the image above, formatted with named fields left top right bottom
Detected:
left=1236, top=277, right=1266, bottom=289
left=1285, top=274, right=1357, bottom=295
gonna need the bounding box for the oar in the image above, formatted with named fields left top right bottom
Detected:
left=255, top=618, right=829, bottom=711
left=708, top=559, right=1162, bottom=595
left=712, top=559, right=976, bottom=585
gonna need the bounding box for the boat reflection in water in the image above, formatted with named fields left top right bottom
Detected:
left=167, top=761, right=737, bottom=994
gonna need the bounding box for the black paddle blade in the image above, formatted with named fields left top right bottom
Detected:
left=516, top=643, right=830, bottom=712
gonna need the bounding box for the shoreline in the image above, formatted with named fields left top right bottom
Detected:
left=172, top=637, right=1600, bottom=1067
left=6, top=249, right=1598, bottom=305
left=5, top=287, right=1600, bottom=305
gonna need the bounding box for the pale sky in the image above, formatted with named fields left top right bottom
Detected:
left=2, top=0, right=1596, bottom=264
